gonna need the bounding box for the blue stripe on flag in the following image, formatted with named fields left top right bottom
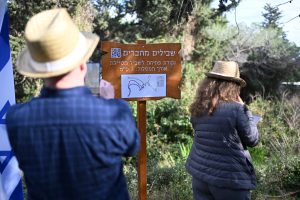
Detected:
left=0, top=7, right=10, bottom=72
left=0, top=151, right=13, bottom=174
left=0, top=101, right=10, bottom=125
left=9, top=180, right=23, bottom=200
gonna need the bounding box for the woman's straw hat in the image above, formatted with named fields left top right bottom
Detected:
left=206, top=61, right=246, bottom=87
left=16, top=8, right=99, bottom=78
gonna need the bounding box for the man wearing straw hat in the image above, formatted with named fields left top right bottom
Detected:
left=5, top=8, right=139, bottom=200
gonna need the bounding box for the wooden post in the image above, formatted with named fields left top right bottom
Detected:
left=137, top=100, right=147, bottom=200
left=137, top=39, right=147, bottom=200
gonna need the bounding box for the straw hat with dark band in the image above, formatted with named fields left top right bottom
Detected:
left=206, top=61, right=246, bottom=87
left=16, top=8, right=99, bottom=78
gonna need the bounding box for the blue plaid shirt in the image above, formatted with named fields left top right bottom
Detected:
left=6, top=86, right=140, bottom=200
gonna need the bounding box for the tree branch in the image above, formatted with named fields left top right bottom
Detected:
left=211, top=0, right=241, bottom=19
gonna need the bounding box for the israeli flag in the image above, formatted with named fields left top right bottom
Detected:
left=0, top=1, right=24, bottom=199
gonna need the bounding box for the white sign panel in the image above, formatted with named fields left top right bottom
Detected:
left=121, top=74, right=166, bottom=98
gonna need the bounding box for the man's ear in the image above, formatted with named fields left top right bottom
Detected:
left=80, top=63, right=87, bottom=71
left=79, top=63, right=88, bottom=77
left=79, top=63, right=88, bottom=81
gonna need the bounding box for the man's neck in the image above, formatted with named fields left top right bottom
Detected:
left=44, top=76, right=85, bottom=89
left=45, top=81, right=85, bottom=89
left=44, top=65, right=86, bottom=89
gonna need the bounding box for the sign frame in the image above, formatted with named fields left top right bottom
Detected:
left=101, top=41, right=181, bottom=101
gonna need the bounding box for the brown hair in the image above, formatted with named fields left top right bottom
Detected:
left=189, top=77, right=241, bottom=117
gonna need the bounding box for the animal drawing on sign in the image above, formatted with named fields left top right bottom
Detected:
left=127, top=76, right=156, bottom=97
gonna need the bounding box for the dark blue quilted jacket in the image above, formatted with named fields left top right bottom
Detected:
left=186, top=102, right=259, bottom=190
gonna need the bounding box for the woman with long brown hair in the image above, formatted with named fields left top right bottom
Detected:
left=186, top=61, right=259, bottom=200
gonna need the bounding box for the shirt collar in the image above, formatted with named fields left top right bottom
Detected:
left=40, top=86, right=92, bottom=98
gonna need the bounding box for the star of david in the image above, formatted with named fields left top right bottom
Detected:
left=0, top=151, right=13, bottom=174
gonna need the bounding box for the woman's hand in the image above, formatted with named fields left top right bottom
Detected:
left=99, top=79, right=115, bottom=99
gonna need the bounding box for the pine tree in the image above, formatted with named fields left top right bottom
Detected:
left=262, top=3, right=282, bottom=29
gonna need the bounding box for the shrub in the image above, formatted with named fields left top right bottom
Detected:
left=125, top=137, right=194, bottom=200
left=250, top=94, right=300, bottom=199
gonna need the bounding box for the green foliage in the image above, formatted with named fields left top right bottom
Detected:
left=179, top=141, right=193, bottom=159
left=207, top=2, right=300, bottom=98
left=146, top=99, right=193, bottom=142
left=213, top=0, right=242, bottom=17
left=9, top=34, right=43, bottom=102
left=249, top=147, right=267, bottom=166
left=92, top=0, right=236, bottom=42
left=125, top=136, right=194, bottom=200
left=146, top=163, right=192, bottom=200
left=262, top=3, right=282, bottom=29
left=126, top=95, right=300, bottom=199
left=143, top=62, right=204, bottom=144
left=249, top=95, right=300, bottom=199
left=206, top=22, right=300, bottom=98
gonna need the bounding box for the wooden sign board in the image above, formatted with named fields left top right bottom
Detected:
left=101, top=41, right=181, bottom=101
